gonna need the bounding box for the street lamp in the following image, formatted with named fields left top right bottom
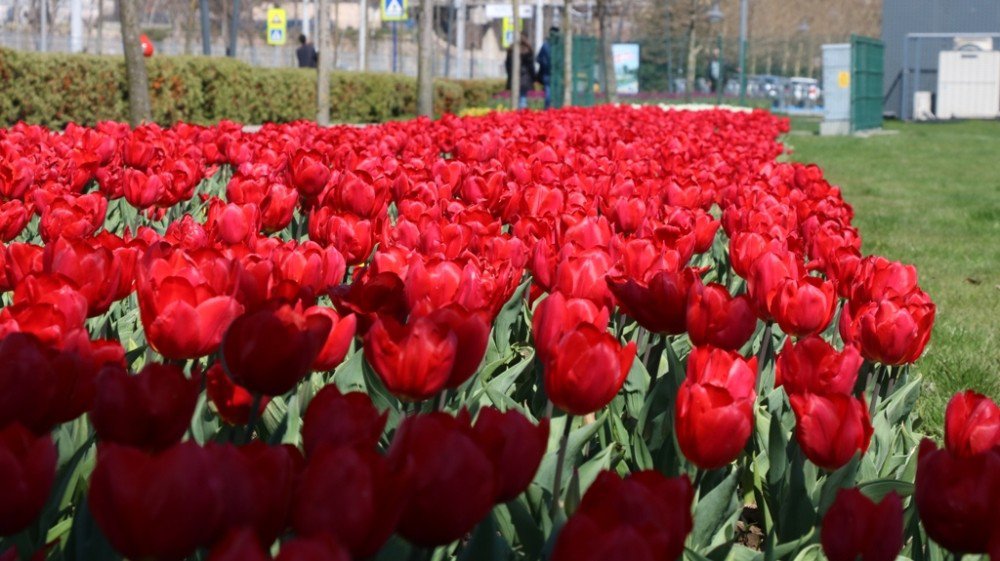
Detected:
left=706, top=3, right=724, bottom=106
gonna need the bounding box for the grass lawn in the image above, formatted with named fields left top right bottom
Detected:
left=783, top=118, right=1000, bottom=433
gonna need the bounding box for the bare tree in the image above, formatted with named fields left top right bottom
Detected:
left=118, top=0, right=153, bottom=126
left=417, top=0, right=434, bottom=117
left=562, top=0, right=572, bottom=107
left=317, top=0, right=331, bottom=124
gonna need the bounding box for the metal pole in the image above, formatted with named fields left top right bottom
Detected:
left=535, top=0, right=543, bottom=56
left=229, top=0, right=241, bottom=57
left=901, top=36, right=909, bottom=121
left=511, top=0, right=521, bottom=109
left=716, top=32, right=723, bottom=105
left=456, top=0, right=466, bottom=78
left=70, top=0, right=83, bottom=52
left=200, top=0, right=211, bottom=54
left=392, top=21, right=397, bottom=72
left=738, top=0, right=748, bottom=105
left=304, top=0, right=311, bottom=40
left=913, top=38, right=921, bottom=122
left=317, top=0, right=331, bottom=124
left=359, top=0, right=367, bottom=70
left=445, top=2, right=454, bottom=76
left=39, top=0, right=47, bottom=52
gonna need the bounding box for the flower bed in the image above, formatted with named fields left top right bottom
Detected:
left=0, top=106, right=996, bottom=561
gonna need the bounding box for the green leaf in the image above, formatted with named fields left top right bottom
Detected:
left=458, top=511, right=508, bottom=561
left=333, top=348, right=366, bottom=393
left=65, top=498, right=121, bottom=561
left=692, top=468, right=742, bottom=553
left=790, top=543, right=823, bottom=561
left=500, top=497, right=545, bottom=559
left=533, top=414, right=607, bottom=494
left=857, top=479, right=914, bottom=501
left=815, top=455, right=860, bottom=516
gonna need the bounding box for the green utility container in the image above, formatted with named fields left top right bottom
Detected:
left=550, top=34, right=599, bottom=108
left=850, top=35, right=884, bottom=132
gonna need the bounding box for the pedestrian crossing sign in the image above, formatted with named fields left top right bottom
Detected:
left=266, top=7, right=287, bottom=46
left=382, top=0, right=407, bottom=22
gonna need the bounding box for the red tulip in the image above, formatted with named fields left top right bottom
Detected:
left=686, top=280, right=757, bottom=350
left=304, top=309, right=356, bottom=365
left=387, top=412, right=497, bottom=547
left=205, top=363, right=269, bottom=425
left=89, top=442, right=226, bottom=560
left=552, top=470, right=694, bottom=561
left=424, top=303, right=491, bottom=389
left=0, top=423, right=56, bottom=536
left=35, top=191, right=107, bottom=243
left=675, top=346, right=757, bottom=469
left=821, top=489, right=903, bottom=561
left=301, top=385, right=387, bottom=457
left=775, top=336, right=862, bottom=396
left=745, top=249, right=803, bottom=320
left=363, top=315, right=457, bottom=402
left=222, top=304, right=331, bottom=396
left=554, top=248, right=615, bottom=310
left=532, top=291, right=610, bottom=363
left=544, top=323, right=636, bottom=415
left=260, top=183, right=299, bottom=233
left=89, top=362, right=200, bottom=452
left=769, top=274, right=837, bottom=337
left=472, top=408, right=550, bottom=502
left=206, top=200, right=261, bottom=246
left=842, top=291, right=935, bottom=365
left=790, top=392, right=873, bottom=471
left=0, top=333, right=54, bottom=431
left=0, top=200, right=30, bottom=242
left=944, top=391, right=1000, bottom=459
left=136, top=244, right=244, bottom=360
left=914, top=439, right=1000, bottom=554
left=290, top=149, right=332, bottom=200
left=293, top=445, right=410, bottom=557
left=607, top=267, right=698, bottom=335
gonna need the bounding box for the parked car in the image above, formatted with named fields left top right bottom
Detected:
left=748, top=75, right=787, bottom=101
left=787, top=77, right=822, bottom=108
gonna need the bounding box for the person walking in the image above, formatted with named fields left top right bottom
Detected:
left=505, top=35, right=537, bottom=109
left=536, top=27, right=557, bottom=109
left=296, top=34, right=318, bottom=68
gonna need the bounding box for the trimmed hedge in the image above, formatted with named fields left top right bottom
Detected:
left=0, top=48, right=505, bottom=128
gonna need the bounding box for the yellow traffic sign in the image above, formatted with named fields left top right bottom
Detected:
left=266, top=7, right=287, bottom=46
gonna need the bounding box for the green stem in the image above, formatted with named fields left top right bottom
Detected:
left=239, top=393, right=262, bottom=445
left=549, top=413, right=574, bottom=519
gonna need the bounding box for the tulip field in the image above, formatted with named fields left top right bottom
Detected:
left=0, top=106, right=997, bottom=561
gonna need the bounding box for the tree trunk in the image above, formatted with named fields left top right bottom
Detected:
left=510, top=0, right=520, bottom=109
left=416, top=0, right=434, bottom=117
left=684, top=21, right=699, bottom=102
left=118, top=0, right=152, bottom=126
left=562, top=0, right=572, bottom=107
left=316, top=0, right=331, bottom=124
left=184, top=0, right=196, bottom=55
left=597, top=0, right=616, bottom=103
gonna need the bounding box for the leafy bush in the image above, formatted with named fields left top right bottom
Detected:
left=0, top=47, right=503, bottom=127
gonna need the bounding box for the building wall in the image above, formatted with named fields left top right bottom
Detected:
left=882, top=0, right=1000, bottom=117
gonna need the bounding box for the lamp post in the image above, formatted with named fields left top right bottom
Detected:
left=738, top=0, right=748, bottom=105
left=707, top=3, right=724, bottom=106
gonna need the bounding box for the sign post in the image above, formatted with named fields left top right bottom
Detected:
left=267, top=7, right=288, bottom=46
left=382, top=0, right=407, bottom=73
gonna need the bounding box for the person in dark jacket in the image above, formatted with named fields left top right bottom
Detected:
left=536, top=27, right=558, bottom=109
left=296, top=34, right=318, bottom=68
left=505, top=35, right=536, bottom=109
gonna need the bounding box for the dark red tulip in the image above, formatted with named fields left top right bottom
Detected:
left=274, top=534, right=350, bottom=561
left=0, top=423, right=56, bottom=536
left=88, top=442, right=226, bottom=560
left=363, top=315, right=457, bottom=402
left=775, top=336, right=862, bottom=396
left=769, top=274, right=837, bottom=337
left=215, top=442, right=301, bottom=545
left=790, top=392, right=873, bottom=471
left=301, top=385, right=387, bottom=457
left=821, top=488, right=903, bottom=561
left=607, top=267, right=698, bottom=335
left=89, top=362, right=199, bottom=452
left=424, top=303, right=491, bottom=389
left=387, top=412, right=497, bottom=547
left=293, top=445, right=410, bottom=557
left=0, top=333, right=53, bottom=431
left=472, top=408, right=550, bottom=502
left=531, top=290, right=610, bottom=363
left=205, top=363, right=268, bottom=425
left=544, top=323, right=636, bottom=415
left=207, top=529, right=270, bottom=561
left=552, top=470, right=694, bottom=561
left=331, top=270, right=408, bottom=334
left=915, top=439, right=1000, bottom=554
left=944, top=391, right=1000, bottom=459
left=686, top=280, right=757, bottom=350
left=222, top=304, right=332, bottom=396
left=675, top=346, right=757, bottom=469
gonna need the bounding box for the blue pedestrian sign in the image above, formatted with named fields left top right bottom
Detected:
left=382, top=0, right=407, bottom=22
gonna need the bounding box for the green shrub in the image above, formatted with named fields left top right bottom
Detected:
left=0, top=48, right=501, bottom=128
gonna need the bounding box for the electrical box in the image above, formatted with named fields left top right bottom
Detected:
left=936, top=50, right=1000, bottom=119
left=821, top=44, right=851, bottom=136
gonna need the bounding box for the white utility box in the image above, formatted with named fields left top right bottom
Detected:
left=936, top=50, right=1000, bottom=119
